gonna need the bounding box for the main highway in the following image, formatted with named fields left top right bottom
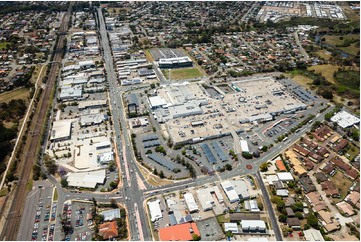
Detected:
left=96, top=7, right=151, bottom=241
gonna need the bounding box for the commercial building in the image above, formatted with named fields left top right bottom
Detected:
left=240, top=220, right=266, bottom=233
left=331, top=110, right=360, bottom=129
left=99, top=221, right=118, bottom=240
left=50, top=120, right=73, bottom=141
left=158, top=56, right=193, bottom=69
left=78, top=99, right=107, bottom=110
left=159, top=222, right=200, bottom=241
left=184, top=193, right=199, bottom=213
left=66, top=169, right=106, bottom=188
left=231, top=179, right=251, bottom=200
left=220, top=181, right=240, bottom=203
left=101, top=209, right=121, bottom=221
left=240, top=140, right=250, bottom=153
left=148, top=199, right=163, bottom=222
left=59, top=86, right=83, bottom=101
left=224, top=223, right=239, bottom=234
left=244, top=200, right=260, bottom=212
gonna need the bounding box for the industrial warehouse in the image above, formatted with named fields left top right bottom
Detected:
left=149, top=76, right=307, bottom=144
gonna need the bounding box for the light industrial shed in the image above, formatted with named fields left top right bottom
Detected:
left=148, top=199, right=163, bottom=222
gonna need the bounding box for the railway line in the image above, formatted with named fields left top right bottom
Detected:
left=0, top=4, right=72, bottom=240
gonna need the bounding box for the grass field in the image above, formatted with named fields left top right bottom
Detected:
left=324, top=34, right=359, bottom=46
left=334, top=69, right=360, bottom=91
left=330, top=171, right=353, bottom=202
left=314, top=50, right=332, bottom=60
left=323, top=34, right=360, bottom=55
left=0, top=188, right=8, bottom=197
left=162, top=67, right=203, bottom=81
left=346, top=143, right=360, bottom=161
left=285, top=72, right=313, bottom=88
left=0, top=87, right=30, bottom=103
left=0, top=41, right=11, bottom=50
left=307, top=64, right=341, bottom=84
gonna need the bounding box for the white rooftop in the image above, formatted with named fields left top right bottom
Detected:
left=303, top=228, right=324, bottom=241
left=184, top=193, right=199, bottom=212
left=50, top=120, right=73, bottom=141
left=224, top=223, right=239, bottom=233
left=221, top=180, right=240, bottom=203
left=331, top=110, right=360, bottom=129
left=101, top=209, right=121, bottom=221
left=67, top=169, right=106, bottom=188
left=277, top=172, right=294, bottom=181
left=148, top=199, right=163, bottom=222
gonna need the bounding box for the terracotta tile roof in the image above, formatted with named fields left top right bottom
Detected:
left=275, top=160, right=287, bottom=172
left=159, top=222, right=200, bottom=241
left=99, top=221, right=118, bottom=240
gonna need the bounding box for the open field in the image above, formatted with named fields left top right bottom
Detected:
left=0, top=88, right=30, bottom=103
left=0, top=188, right=8, bottom=197
left=324, top=34, right=359, bottom=46
left=162, top=67, right=203, bottom=80
left=307, top=64, right=340, bottom=84
left=330, top=171, right=353, bottom=202
left=334, top=69, right=360, bottom=91
left=314, top=50, right=332, bottom=60
left=323, top=34, right=359, bottom=55
left=285, top=72, right=313, bottom=88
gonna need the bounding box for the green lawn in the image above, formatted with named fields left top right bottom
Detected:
left=334, top=70, right=360, bottom=91
left=346, top=143, right=360, bottom=161
left=0, top=42, right=11, bottom=50
left=324, top=34, right=359, bottom=46
left=162, top=67, right=203, bottom=81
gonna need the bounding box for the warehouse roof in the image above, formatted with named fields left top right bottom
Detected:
left=220, top=181, right=239, bottom=203
left=50, top=120, right=72, bottom=141
left=240, top=220, right=266, bottom=230
left=67, top=169, right=106, bottom=188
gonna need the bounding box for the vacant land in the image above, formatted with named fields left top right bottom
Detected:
left=307, top=64, right=340, bottom=84
left=285, top=70, right=314, bottom=88
left=0, top=88, right=30, bottom=103
left=163, top=67, right=203, bottom=80
left=330, top=171, right=353, bottom=202
left=314, top=50, right=332, bottom=60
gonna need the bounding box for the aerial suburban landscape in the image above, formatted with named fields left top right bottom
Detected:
left=0, top=1, right=360, bottom=241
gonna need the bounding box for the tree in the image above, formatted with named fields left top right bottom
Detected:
left=295, top=212, right=304, bottom=220
left=159, top=170, right=165, bottom=179
left=278, top=214, right=287, bottom=222
left=291, top=202, right=304, bottom=212
left=153, top=168, right=158, bottom=175
left=109, top=181, right=117, bottom=190
left=242, top=152, right=253, bottom=159
left=192, top=234, right=201, bottom=241
left=60, top=178, right=68, bottom=187
left=260, top=162, right=268, bottom=172
left=225, top=164, right=232, bottom=171
left=307, top=212, right=319, bottom=229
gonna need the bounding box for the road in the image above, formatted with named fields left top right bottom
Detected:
left=0, top=4, right=72, bottom=240
left=96, top=7, right=151, bottom=241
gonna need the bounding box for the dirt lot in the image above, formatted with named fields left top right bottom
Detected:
left=330, top=171, right=353, bottom=202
